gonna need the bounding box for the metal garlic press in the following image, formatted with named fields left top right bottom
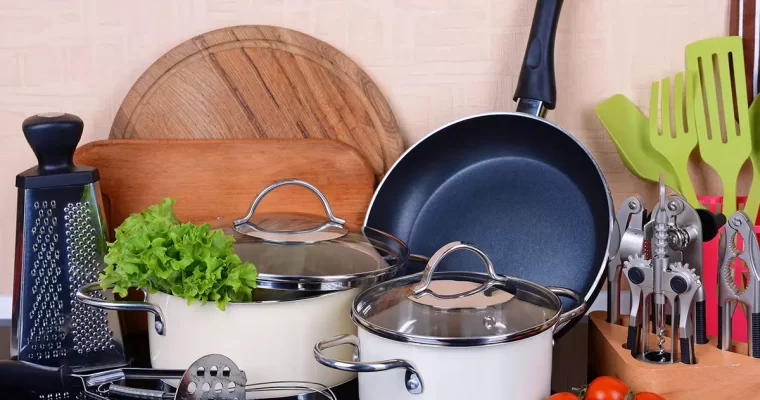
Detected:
left=718, top=211, right=760, bottom=358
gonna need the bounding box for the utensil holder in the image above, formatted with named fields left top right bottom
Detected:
left=699, top=196, right=759, bottom=343
left=588, top=311, right=760, bottom=399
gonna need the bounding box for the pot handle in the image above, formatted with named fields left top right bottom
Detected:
left=548, top=287, right=587, bottom=335
left=76, top=282, right=167, bottom=336
left=411, top=241, right=511, bottom=300
left=232, top=179, right=345, bottom=232
left=313, top=334, right=424, bottom=395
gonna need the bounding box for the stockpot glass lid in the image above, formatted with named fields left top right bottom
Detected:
left=229, top=179, right=409, bottom=292
left=351, top=241, right=575, bottom=347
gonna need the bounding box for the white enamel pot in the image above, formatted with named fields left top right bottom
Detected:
left=76, top=179, right=410, bottom=398
left=313, top=241, right=587, bottom=400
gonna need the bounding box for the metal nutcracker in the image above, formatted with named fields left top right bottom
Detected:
left=607, top=196, right=647, bottom=325
left=718, top=211, right=760, bottom=358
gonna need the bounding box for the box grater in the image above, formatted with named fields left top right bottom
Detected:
left=11, top=113, right=125, bottom=374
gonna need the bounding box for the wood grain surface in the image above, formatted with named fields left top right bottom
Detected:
left=588, top=311, right=760, bottom=400
left=109, top=25, right=404, bottom=180
left=73, top=139, right=375, bottom=232
left=730, top=0, right=760, bottom=104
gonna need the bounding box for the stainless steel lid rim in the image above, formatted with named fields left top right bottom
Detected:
left=148, top=286, right=355, bottom=305
left=350, top=312, right=557, bottom=348
left=349, top=268, right=564, bottom=347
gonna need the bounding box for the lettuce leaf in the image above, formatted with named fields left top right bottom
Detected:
left=100, top=198, right=257, bottom=311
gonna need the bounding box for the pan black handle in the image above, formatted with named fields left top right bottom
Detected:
left=0, top=360, right=72, bottom=391
left=513, top=0, right=564, bottom=115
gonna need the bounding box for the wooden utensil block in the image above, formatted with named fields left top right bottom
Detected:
left=588, top=311, right=760, bottom=399
left=74, top=139, right=375, bottom=232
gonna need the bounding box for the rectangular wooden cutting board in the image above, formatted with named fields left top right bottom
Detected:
left=74, top=138, right=376, bottom=232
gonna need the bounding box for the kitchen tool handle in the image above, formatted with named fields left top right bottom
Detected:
left=718, top=305, right=724, bottom=350
left=513, top=0, right=563, bottom=114
left=679, top=336, right=695, bottom=364
left=411, top=241, right=509, bottom=299
left=753, top=313, right=760, bottom=358
left=696, top=209, right=727, bottom=242
left=626, top=325, right=639, bottom=356
left=76, top=282, right=167, bottom=335
left=233, top=179, right=345, bottom=229
left=548, top=287, right=587, bottom=335
left=21, top=113, right=84, bottom=174
left=0, top=360, right=72, bottom=391
left=695, top=300, right=707, bottom=344
left=313, top=334, right=424, bottom=395
left=108, top=384, right=173, bottom=399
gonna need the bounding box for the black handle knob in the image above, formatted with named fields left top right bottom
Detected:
left=0, top=360, right=71, bottom=391
left=696, top=209, right=727, bottom=242
left=22, top=113, right=83, bottom=174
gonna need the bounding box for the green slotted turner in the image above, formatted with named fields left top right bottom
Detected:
left=686, top=36, right=752, bottom=217
left=649, top=71, right=700, bottom=207
left=595, top=94, right=681, bottom=191
left=746, top=96, right=760, bottom=223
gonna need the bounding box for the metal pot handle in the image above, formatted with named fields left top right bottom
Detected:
left=548, top=287, right=587, bottom=335
left=411, top=241, right=509, bottom=299
left=313, top=334, right=424, bottom=395
left=76, top=282, right=167, bottom=336
left=232, top=179, right=345, bottom=234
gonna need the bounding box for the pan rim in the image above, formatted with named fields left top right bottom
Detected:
left=365, top=111, right=614, bottom=310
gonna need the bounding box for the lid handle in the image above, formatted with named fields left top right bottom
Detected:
left=412, top=241, right=509, bottom=300
left=233, top=179, right=346, bottom=237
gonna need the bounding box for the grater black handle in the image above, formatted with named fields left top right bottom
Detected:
left=22, top=113, right=83, bottom=174
left=696, top=300, right=707, bottom=344
left=0, top=360, right=72, bottom=391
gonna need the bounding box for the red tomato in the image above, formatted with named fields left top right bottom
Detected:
left=634, top=393, right=665, bottom=400
left=548, top=393, right=581, bottom=400
left=584, top=376, right=632, bottom=400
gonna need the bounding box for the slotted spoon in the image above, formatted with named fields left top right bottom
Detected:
left=686, top=36, right=752, bottom=217
left=649, top=71, right=700, bottom=207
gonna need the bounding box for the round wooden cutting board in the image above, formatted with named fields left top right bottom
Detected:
left=110, top=25, right=404, bottom=179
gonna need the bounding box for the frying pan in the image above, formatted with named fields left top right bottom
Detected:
left=365, top=0, right=613, bottom=335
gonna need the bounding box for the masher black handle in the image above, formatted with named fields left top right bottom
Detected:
left=0, top=360, right=72, bottom=391
left=22, top=113, right=83, bottom=174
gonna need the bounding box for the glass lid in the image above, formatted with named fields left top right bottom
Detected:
left=351, top=241, right=572, bottom=347
left=229, top=179, right=409, bottom=292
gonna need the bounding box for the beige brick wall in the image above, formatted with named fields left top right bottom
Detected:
left=0, top=0, right=730, bottom=295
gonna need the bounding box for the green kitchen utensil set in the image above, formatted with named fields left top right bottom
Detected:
left=598, top=35, right=758, bottom=222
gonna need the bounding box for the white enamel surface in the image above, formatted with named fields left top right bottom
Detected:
left=356, top=326, right=554, bottom=400
left=147, top=289, right=359, bottom=399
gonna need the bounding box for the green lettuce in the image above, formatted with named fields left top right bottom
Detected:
left=100, top=198, right=258, bottom=311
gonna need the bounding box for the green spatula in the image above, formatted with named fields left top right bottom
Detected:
left=745, top=96, right=760, bottom=223
left=687, top=36, right=752, bottom=217
left=649, top=71, right=700, bottom=207
left=595, top=94, right=681, bottom=191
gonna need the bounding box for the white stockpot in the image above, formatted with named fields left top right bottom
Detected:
left=314, top=241, right=587, bottom=400
left=77, top=179, right=409, bottom=398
